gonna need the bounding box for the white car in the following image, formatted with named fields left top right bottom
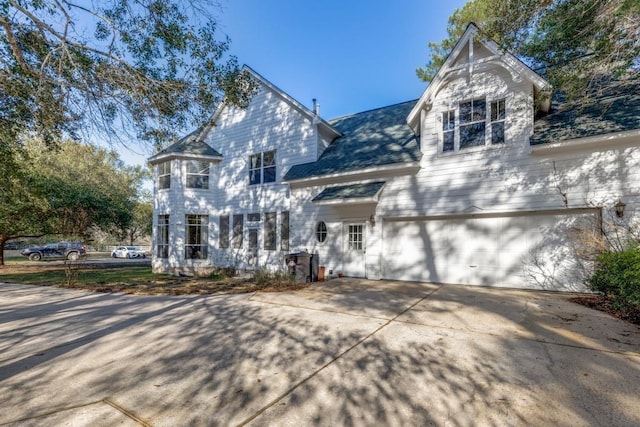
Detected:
left=111, top=246, right=147, bottom=259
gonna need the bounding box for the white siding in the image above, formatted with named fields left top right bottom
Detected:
left=153, top=83, right=321, bottom=274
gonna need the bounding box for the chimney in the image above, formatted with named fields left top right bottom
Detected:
left=312, top=98, right=320, bottom=116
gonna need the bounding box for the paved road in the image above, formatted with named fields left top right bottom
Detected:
left=0, top=279, right=638, bottom=426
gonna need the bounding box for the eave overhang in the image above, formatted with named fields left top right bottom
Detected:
left=312, top=181, right=386, bottom=206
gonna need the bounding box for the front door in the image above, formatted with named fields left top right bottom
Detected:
left=248, top=227, right=259, bottom=267
left=343, top=223, right=366, bottom=277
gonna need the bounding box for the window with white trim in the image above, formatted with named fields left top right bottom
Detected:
left=158, top=161, right=171, bottom=189
left=264, top=212, right=276, bottom=250
left=232, top=214, right=243, bottom=249
left=440, top=97, right=507, bottom=152
left=442, top=110, right=455, bottom=152
left=249, top=150, right=276, bottom=185
left=459, top=98, right=486, bottom=149
left=157, top=214, right=169, bottom=258
left=316, top=221, right=327, bottom=243
left=185, top=214, right=208, bottom=259
left=491, top=99, right=506, bottom=144
left=348, top=225, right=363, bottom=251
left=186, top=160, right=209, bottom=189
left=219, top=215, right=229, bottom=249
left=281, top=211, right=289, bottom=251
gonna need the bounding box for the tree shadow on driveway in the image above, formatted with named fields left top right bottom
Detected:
left=0, top=281, right=638, bottom=426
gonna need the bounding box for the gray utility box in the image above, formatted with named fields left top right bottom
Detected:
left=285, top=252, right=319, bottom=282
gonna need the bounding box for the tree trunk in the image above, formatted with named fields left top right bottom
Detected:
left=0, top=237, right=6, bottom=267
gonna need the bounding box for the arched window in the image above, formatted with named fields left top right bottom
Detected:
left=316, top=221, right=327, bottom=243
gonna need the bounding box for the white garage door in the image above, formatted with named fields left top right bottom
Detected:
left=382, top=210, right=597, bottom=291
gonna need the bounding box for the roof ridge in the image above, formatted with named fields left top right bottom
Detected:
left=329, top=99, right=418, bottom=123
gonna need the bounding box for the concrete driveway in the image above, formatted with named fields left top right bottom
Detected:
left=0, top=279, right=638, bottom=426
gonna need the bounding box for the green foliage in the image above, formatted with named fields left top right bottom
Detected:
left=0, top=0, right=258, bottom=148
left=417, top=0, right=640, bottom=99
left=0, top=139, right=145, bottom=265
left=588, top=248, right=640, bottom=311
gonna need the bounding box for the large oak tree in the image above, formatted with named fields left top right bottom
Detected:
left=1, top=0, right=256, bottom=147
left=0, top=139, right=146, bottom=265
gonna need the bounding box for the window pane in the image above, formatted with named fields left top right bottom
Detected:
left=186, top=175, right=209, bottom=189
left=232, top=214, right=243, bottom=249
left=186, top=214, right=208, bottom=259
left=472, top=99, right=486, bottom=121
left=460, top=122, right=486, bottom=149
left=249, top=169, right=261, bottom=185
left=263, top=150, right=276, bottom=166
left=459, top=101, right=471, bottom=123
left=281, top=211, right=289, bottom=251
left=263, top=165, right=276, bottom=183
left=249, top=154, right=261, bottom=169
left=491, top=99, right=506, bottom=121
left=316, top=221, right=327, bottom=243
left=158, top=175, right=170, bottom=189
left=348, top=225, right=363, bottom=250
left=219, top=215, right=229, bottom=249
left=446, top=110, right=455, bottom=131
left=443, top=131, right=454, bottom=152
left=492, top=122, right=505, bottom=144
left=247, top=213, right=261, bottom=222
left=264, top=212, right=276, bottom=250
left=157, top=214, right=169, bottom=258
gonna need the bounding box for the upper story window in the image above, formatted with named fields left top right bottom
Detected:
left=441, top=97, right=506, bottom=153
left=459, top=98, right=486, bottom=149
left=491, top=99, right=506, bottom=144
left=249, top=150, right=276, bottom=185
left=158, top=161, right=171, bottom=190
left=442, top=110, right=455, bottom=152
left=186, top=160, right=209, bottom=189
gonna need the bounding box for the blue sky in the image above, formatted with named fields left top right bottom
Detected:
left=122, top=0, right=467, bottom=165
left=218, top=0, right=467, bottom=119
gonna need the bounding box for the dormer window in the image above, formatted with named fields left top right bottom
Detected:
left=440, top=97, right=507, bottom=153
left=442, top=110, right=455, bottom=152
left=186, top=160, right=210, bottom=189
left=158, top=160, right=171, bottom=190
left=491, top=99, right=506, bottom=144
left=249, top=150, right=276, bottom=185
left=459, top=98, right=486, bottom=149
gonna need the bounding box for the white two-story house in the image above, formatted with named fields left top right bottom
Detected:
left=148, top=24, right=639, bottom=291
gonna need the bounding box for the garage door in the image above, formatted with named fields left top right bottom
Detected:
left=382, top=210, right=597, bottom=291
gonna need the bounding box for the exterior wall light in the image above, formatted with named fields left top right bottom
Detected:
left=615, top=199, right=626, bottom=218
left=369, top=214, right=376, bottom=227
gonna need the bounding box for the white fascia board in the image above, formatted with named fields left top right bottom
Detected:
left=312, top=197, right=379, bottom=206
left=241, top=66, right=342, bottom=139
left=530, top=129, right=640, bottom=155
left=284, top=162, right=421, bottom=187
left=407, top=23, right=550, bottom=131
left=148, top=152, right=223, bottom=165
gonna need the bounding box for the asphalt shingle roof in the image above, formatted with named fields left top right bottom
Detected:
left=531, top=79, right=640, bottom=145
left=284, top=100, right=421, bottom=181
left=150, top=127, right=222, bottom=160
left=312, top=181, right=386, bottom=203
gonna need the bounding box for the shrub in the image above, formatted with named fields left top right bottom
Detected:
left=588, top=248, right=640, bottom=311
left=254, top=268, right=299, bottom=290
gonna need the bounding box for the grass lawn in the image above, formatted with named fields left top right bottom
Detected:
left=0, top=253, right=307, bottom=295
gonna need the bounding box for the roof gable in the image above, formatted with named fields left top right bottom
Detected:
left=148, top=128, right=222, bottom=164
left=211, top=66, right=341, bottom=140
left=407, top=23, right=551, bottom=133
